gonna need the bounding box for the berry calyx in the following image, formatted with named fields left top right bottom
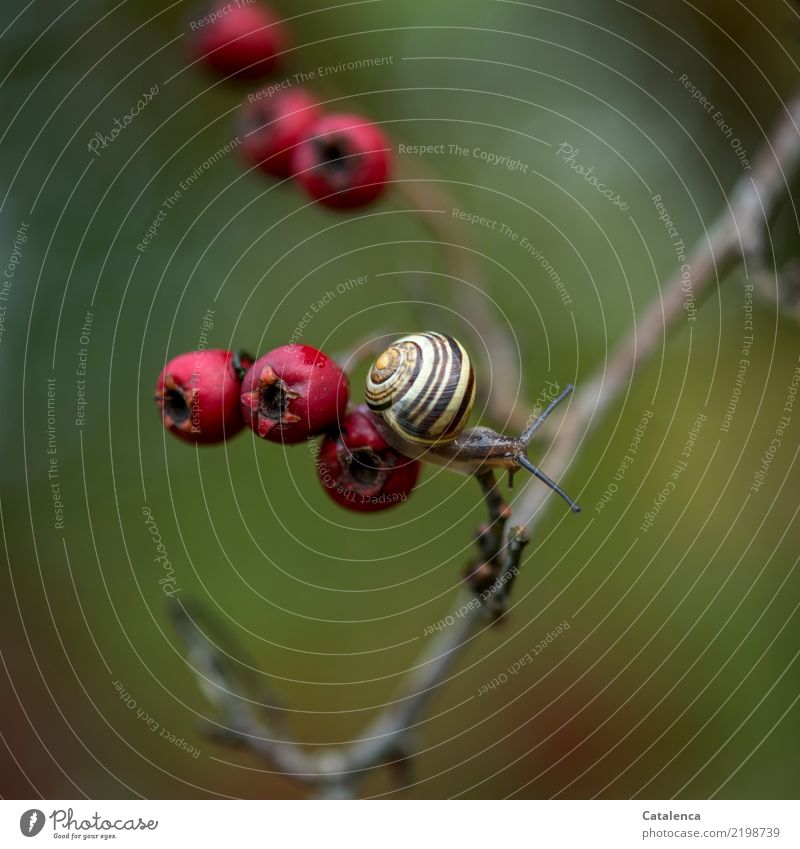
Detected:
left=292, top=114, right=391, bottom=209
left=187, top=2, right=287, bottom=79
left=240, top=344, right=348, bottom=443
left=316, top=406, right=420, bottom=511
left=238, top=87, right=322, bottom=178
left=155, top=348, right=252, bottom=444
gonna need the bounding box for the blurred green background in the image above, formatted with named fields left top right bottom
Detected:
left=1, top=0, right=799, bottom=799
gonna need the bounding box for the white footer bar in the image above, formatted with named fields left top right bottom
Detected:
left=2, top=799, right=796, bottom=848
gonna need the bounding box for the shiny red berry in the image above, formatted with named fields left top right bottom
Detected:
left=238, top=88, right=321, bottom=178
left=155, top=349, right=252, bottom=444
left=187, top=2, right=287, bottom=79
left=316, top=406, right=420, bottom=511
left=240, top=345, right=348, bottom=443
left=292, top=114, right=391, bottom=209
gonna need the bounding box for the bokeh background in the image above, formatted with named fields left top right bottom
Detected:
left=1, top=0, right=799, bottom=799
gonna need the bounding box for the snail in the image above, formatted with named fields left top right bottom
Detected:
left=365, top=331, right=580, bottom=512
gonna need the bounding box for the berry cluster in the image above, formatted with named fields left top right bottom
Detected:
left=168, top=6, right=407, bottom=508
left=154, top=344, right=420, bottom=512
left=188, top=1, right=391, bottom=209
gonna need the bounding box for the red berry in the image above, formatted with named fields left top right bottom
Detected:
left=316, top=406, right=420, bottom=512
left=187, top=2, right=287, bottom=79
left=240, top=344, right=348, bottom=443
left=292, top=114, right=391, bottom=209
left=155, top=349, right=251, bottom=444
left=238, top=88, right=321, bottom=178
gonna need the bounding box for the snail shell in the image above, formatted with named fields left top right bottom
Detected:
left=365, top=332, right=476, bottom=445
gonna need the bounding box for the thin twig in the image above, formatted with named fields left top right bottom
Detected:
left=515, top=93, right=800, bottom=530
left=176, top=93, right=800, bottom=798
left=174, top=471, right=526, bottom=797
left=169, top=599, right=316, bottom=782
left=475, top=470, right=511, bottom=562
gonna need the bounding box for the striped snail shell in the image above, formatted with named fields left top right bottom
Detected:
left=365, top=332, right=476, bottom=445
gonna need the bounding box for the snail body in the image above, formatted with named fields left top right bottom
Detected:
left=370, top=416, right=520, bottom=476
left=366, top=331, right=581, bottom=512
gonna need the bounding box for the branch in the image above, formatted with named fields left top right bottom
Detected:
left=169, top=599, right=316, bottom=782
left=514, top=92, right=800, bottom=531
left=325, top=471, right=529, bottom=784
left=175, top=93, right=800, bottom=799
left=173, top=473, right=528, bottom=797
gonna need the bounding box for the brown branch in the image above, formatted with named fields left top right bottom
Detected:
left=514, top=92, right=800, bottom=530
left=173, top=472, right=527, bottom=797
left=175, top=93, right=800, bottom=799
left=169, top=599, right=317, bottom=782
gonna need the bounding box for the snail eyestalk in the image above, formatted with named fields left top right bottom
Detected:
left=514, top=384, right=580, bottom=512
left=520, top=383, right=574, bottom=445
left=516, top=455, right=581, bottom=513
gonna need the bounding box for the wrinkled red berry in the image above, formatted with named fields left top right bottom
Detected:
left=238, top=88, right=321, bottom=178
left=187, top=2, right=287, bottom=79
left=316, top=406, right=420, bottom=511
left=292, top=114, right=391, bottom=209
left=155, top=349, right=251, bottom=444
left=240, top=344, right=348, bottom=443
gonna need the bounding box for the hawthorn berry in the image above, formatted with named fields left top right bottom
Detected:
left=155, top=349, right=252, bottom=444
left=240, top=344, right=348, bottom=443
left=292, top=114, right=391, bottom=209
left=316, top=406, right=420, bottom=512
left=187, top=2, right=287, bottom=79
left=238, top=88, right=321, bottom=178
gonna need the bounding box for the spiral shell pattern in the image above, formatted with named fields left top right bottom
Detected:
left=365, top=332, right=476, bottom=445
